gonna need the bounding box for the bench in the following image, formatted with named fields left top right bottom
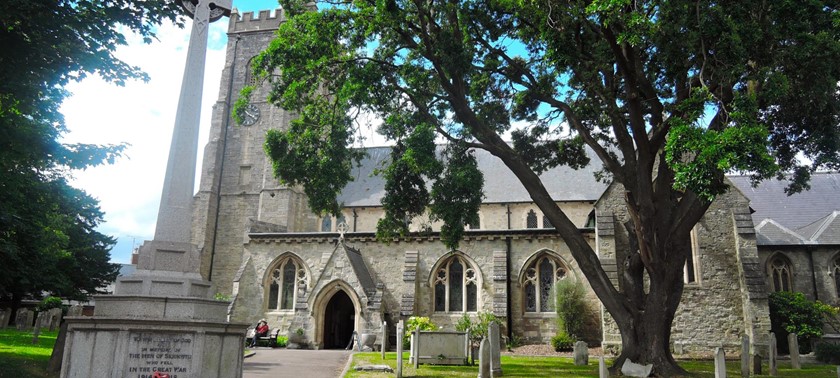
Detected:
left=246, top=328, right=280, bottom=347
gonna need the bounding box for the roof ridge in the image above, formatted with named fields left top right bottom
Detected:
left=756, top=219, right=806, bottom=243
left=808, top=211, right=840, bottom=242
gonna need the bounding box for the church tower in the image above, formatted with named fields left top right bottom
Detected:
left=193, top=8, right=318, bottom=294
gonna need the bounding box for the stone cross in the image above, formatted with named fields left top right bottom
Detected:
left=788, top=332, right=800, bottom=369
left=769, top=332, right=777, bottom=376
left=488, top=322, right=502, bottom=376
left=478, top=338, right=491, bottom=378
left=574, top=341, right=589, bottom=366
left=153, top=0, right=232, bottom=244
left=740, top=335, right=750, bottom=378
left=396, top=320, right=404, bottom=378
left=714, top=347, right=726, bottom=378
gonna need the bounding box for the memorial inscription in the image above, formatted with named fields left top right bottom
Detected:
left=126, top=332, right=193, bottom=378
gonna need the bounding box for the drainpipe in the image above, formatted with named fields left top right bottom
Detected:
left=808, top=246, right=819, bottom=301
left=506, top=204, right=512, bottom=230
left=353, top=208, right=358, bottom=232
left=208, top=35, right=240, bottom=281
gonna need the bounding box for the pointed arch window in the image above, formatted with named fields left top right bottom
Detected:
left=833, top=257, right=840, bottom=299
left=526, top=210, right=538, bottom=228
left=434, top=255, right=479, bottom=312
left=321, top=216, right=332, bottom=232
left=523, top=254, right=568, bottom=312
left=268, top=256, right=306, bottom=310
left=768, top=254, right=792, bottom=292
left=542, top=215, right=553, bottom=229
left=246, top=56, right=259, bottom=86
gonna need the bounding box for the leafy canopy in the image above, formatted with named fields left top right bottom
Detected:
left=0, top=1, right=184, bottom=301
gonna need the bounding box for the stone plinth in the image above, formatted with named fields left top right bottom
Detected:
left=60, top=317, right=246, bottom=378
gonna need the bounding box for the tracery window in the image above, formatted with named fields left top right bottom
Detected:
left=434, top=255, right=478, bottom=312
left=523, top=254, right=568, bottom=312
left=833, top=257, right=840, bottom=299
left=321, top=216, right=332, bottom=232
left=768, top=254, right=792, bottom=292
left=246, top=57, right=258, bottom=86
left=267, top=256, right=306, bottom=310
left=526, top=210, right=538, bottom=228
left=542, top=215, right=553, bottom=229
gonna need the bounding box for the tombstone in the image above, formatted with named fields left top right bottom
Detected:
left=381, top=321, right=388, bottom=359
left=574, top=341, right=589, bottom=366
left=47, top=308, right=62, bottom=331
left=33, top=311, right=49, bottom=344
left=412, top=330, right=419, bottom=368
left=0, top=308, right=8, bottom=329
left=488, top=322, right=502, bottom=376
left=788, top=332, right=800, bottom=369
left=396, top=320, right=404, bottom=378
left=740, top=335, right=750, bottom=378
left=769, top=332, right=778, bottom=376
left=714, top=347, right=727, bottom=378
left=621, top=360, right=653, bottom=378
left=752, top=354, right=762, bottom=375
left=599, top=355, right=608, bottom=378
left=836, top=365, right=840, bottom=378
left=478, top=338, right=491, bottom=378
left=16, top=308, right=33, bottom=331
left=66, top=304, right=83, bottom=317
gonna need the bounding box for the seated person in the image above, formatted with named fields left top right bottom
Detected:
left=249, top=319, right=270, bottom=347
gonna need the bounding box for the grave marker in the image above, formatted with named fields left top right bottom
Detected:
left=769, top=332, right=777, bottom=376
left=381, top=321, right=388, bottom=359
left=788, top=332, right=800, bottom=369
left=396, top=320, right=404, bottom=378
left=574, top=341, right=589, bottom=366
left=489, top=322, right=502, bottom=376
left=714, top=347, right=726, bottom=378
left=599, top=355, right=608, bottom=378
left=478, top=338, right=491, bottom=378
left=741, top=335, right=750, bottom=378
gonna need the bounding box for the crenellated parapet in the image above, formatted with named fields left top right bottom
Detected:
left=228, top=8, right=286, bottom=33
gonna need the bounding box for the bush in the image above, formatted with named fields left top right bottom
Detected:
left=36, top=296, right=63, bottom=312
left=815, top=342, right=840, bottom=364
left=551, top=332, right=575, bottom=352
left=403, top=316, right=437, bottom=349
left=456, top=312, right=501, bottom=364
left=276, top=335, right=288, bottom=348
left=555, top=279, right=587, bottom=337
left=769, top=291, right=838, bottom=354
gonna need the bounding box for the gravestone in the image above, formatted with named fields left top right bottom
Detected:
left=621, top=360, right=653, bottom=378
left=66, top=305, right=83, bottom=317
left=47, top=308, right=62, bottom=331
left=16, top=308, right=33, bottom=331
left=599, top=356, right=608, bottom=378
left=59, top=2, right=248, bottom=377
left=753, top=354, right=762, bottom=375
left=788, top=332, right=800, bottom=369
left=0, top=308, right=8, bottom=329
left=381, top=321, right=388, bottom=359
left=478, top=338, right=491, bottom=378
left=714, top=347, right=726, bottom=378
left=396, top=320, right=404, bottom=378
left=574, top=341, right=589, bottom=366
left=741, top=335, right=750, bottom=378
left=33, top=311, right=49, bottom=344
left=488, top=322, right=502, bottom=376
left=769, top=332, right=778, bottom=376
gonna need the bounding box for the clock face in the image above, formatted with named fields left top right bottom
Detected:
left=240, top=103, right=261, bottom=126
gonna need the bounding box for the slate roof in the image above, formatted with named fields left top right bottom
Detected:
left=344, top=244, right=376, bottom=295
left=729, top=172, right=840, bottom=246
left=337, top=146, right=609, bottom=207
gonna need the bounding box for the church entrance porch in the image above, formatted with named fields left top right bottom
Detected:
left=323, top=290, right=355, bottom=349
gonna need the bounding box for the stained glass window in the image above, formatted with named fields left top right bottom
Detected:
left=268, top=256, right=306, bottom=310
left=526, top=210, right=538, bottom=228
left=542, top=215, right=553, bottom=229
left=434, top=255, right=479, bottom=312
left=769, top=255, right=792, bottom=292
left=321, top=216, right=332, bottom=232
left=523, top=254, right=568, bottom=312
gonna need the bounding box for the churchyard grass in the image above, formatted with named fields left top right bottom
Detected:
left=0, top=329, right=59, bottom=378
left=345, top=352, right=838, bottom=377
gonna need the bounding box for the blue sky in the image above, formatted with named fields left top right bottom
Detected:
left=61, top=1, right=284, bottom=264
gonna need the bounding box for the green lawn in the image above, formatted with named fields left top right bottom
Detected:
left=0, top=329, right=59, bottom=378
left=346, top=352, right=839, bottom=377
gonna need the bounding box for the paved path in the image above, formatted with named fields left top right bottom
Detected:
left=243, top=348, right=352, bottom=378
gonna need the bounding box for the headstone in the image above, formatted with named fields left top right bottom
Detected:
left=488, top=322, right=502, bottom=376
left=752, top=354, right=762, bottom=375
left=621, top=359, right=653, bottom=378
left=574, top=341, right=589, bottom=366
left=413, top=329, right=420, bottom=369
left=381, top=321, right=388, bottom=359
left=47, top=308, right=62, bottom=331
left=714, top=347, right=726, bottom=378
left=15, top=308, right=33, bottom=331
left=33, top=311, right=48, bottom=344
left=836, top=365, right=840, bottom=378
left=360, top=333, right=377, bottom=352
left=66, top=304, right=83, bottom=317
left=741, top=335, right=750, bottom=378
left=769, top=332, right=778, bottom=376
left=396, top=320, right=404, bottom=378
left=478, top=338, right=491, bottom=378
left=0, top=308, right=8, bottom=329
left=788, top=332, right=800, bottom=369
left=599, top=356, right=608, bottom=378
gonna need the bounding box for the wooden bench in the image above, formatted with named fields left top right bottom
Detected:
left=246, top=328, right=280, bottom=347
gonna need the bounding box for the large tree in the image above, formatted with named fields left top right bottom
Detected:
left=0, top=1, right=184, bottom=307
left=246, top=0, right=840, bottom=374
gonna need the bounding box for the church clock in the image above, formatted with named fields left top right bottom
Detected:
left=239, top=103, right=261, bottom=126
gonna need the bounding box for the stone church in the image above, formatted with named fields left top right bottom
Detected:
left=190, top=8, right=840, bottom=354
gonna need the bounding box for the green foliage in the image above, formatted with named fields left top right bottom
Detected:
left=455, top=311, right=500, bottom=348
left=36, top=297, right=63, bottom=312
left=555, top=279, right=588, bottom=338
left=276, top=335, right=289, bottom=348
left=769, top=291, right=839, bottom=354
left=505, top=333, right=523, bottom=350
left=403, top=316, right=438, bottom=349
left=0, top=1, right=181, bottom=305
left=213, top=293, right=231, bottom=301
left=551, top=332, right=575, bottom=352
left=815, top=342, right=840, bottom=365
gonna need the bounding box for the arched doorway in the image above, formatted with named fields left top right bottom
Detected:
left=323, top=290, right=355, bottom=349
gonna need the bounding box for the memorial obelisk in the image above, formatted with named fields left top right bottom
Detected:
left=60, top=1, right=247, bottom=377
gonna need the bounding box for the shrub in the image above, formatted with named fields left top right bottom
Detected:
left=403, top=316, right=437, bottom=349
left=769, top=291, right=838, bottom=354
left=36, top=296, right=63, bottom=312
left=506, top=333, right=524, bottom=350
left=276, top=335, right=288, bottom=348
left=555, top=279, right=587, bottom=337
left=551, top=332, right=575, bottom=352
left=815, top=342, right=840, bottom=364
left=456, top=312, right=501, bottom=364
